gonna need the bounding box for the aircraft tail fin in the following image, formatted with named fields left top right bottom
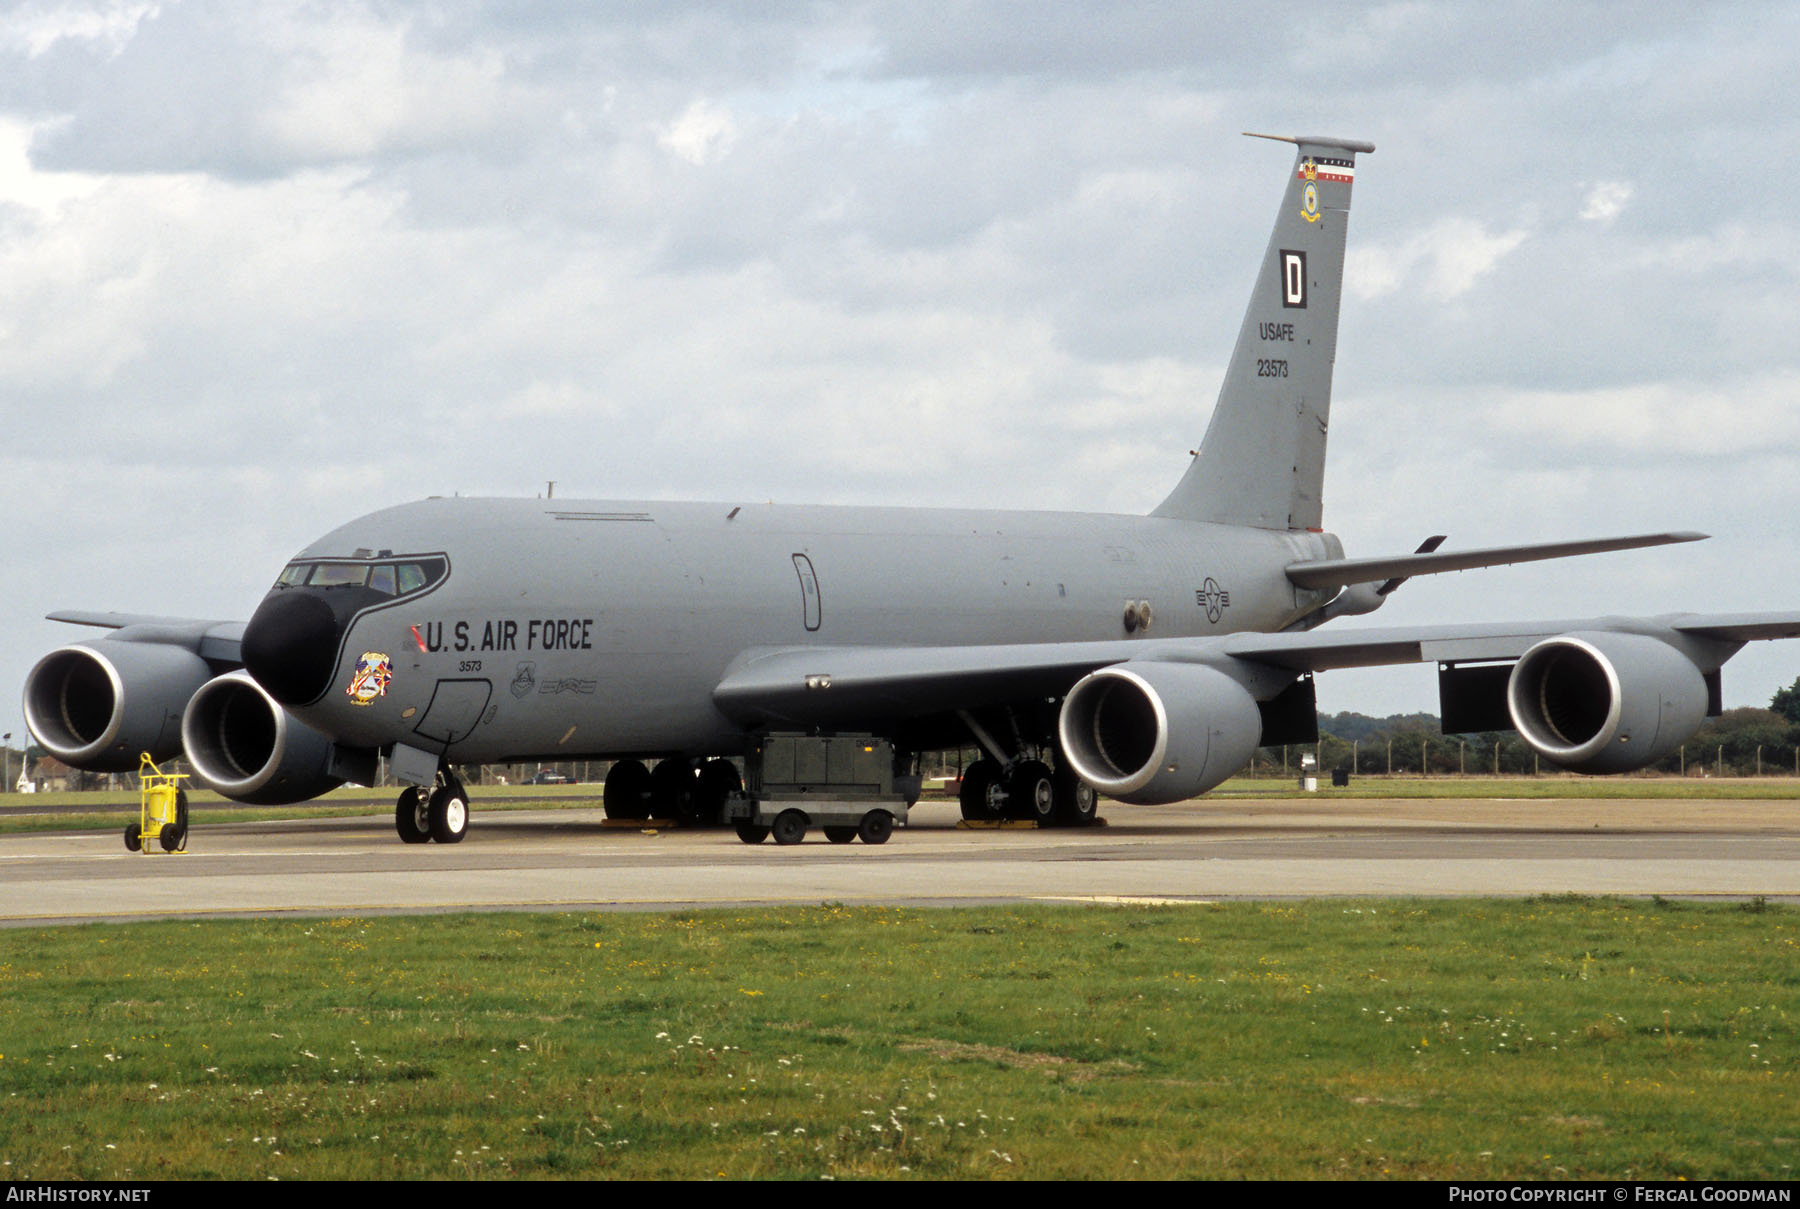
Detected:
left=1152, top=133, right=1374, bottom=529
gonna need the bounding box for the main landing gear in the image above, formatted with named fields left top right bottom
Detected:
left=954, top=706, right=1096, bottom=827
left=395, top=770, right=469, bottom=844
left=958, top=756, right=1097, bottom=826
left=954, top=705, right=1099, bottom=828
left=602, top=756, right=741, bottom=824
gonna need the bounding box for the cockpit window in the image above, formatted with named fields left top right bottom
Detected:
left=272, top=555, right=447, bottom=595
left=309, top=563, right=370, bottom=588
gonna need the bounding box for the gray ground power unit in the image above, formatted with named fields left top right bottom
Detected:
left=726, top=732, right=909, bottom=845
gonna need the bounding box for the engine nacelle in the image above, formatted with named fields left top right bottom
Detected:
left=1058, top=661, right=1263, bottom=804
left=180, top=671, right=345, bottom=804
left=1506, top=631, right=1709, bottom=775
left=24, top=641, right=213, bottom=771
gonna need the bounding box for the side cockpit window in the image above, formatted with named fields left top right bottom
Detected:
left=397, top=558, right=447, bottom=594
left=369, top=565, right=397, bottom=595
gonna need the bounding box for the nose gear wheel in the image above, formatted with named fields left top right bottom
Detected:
left=396, top=787, right=431, bottom=843
left=393, top=771, right=469, bottom=844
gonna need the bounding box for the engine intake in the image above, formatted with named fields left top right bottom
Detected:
left=1506, top=632, right=1708, bottom=774
left=1058, top=661, right=1263, bottom=804
left=23, top=642, right=212, bottom=770
left=180, top=671, right=345, bottom=804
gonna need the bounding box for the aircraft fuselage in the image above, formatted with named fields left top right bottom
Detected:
left=258, top=496, right=1339, bottom=764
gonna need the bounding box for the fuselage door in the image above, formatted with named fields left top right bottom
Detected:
left=791, top=553, right=822, bottom=632
left=412, top=677, right=494, bottom=747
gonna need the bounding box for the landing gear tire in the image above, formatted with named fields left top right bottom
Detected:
left=1053, top=766, right=1099, bottom=827
left=735, top=822, right=771, bottom=844
left=124, top=823, right=142, bottom=852
left=857, top=810, right=894, bottom=845
left=649, top=758, right=696, bottom=822
left=958, top=759, right=1006, bottom=821
left=824, top=826, right=857, bottom=844
left=1009, top=760, right=1056, bottom=825
left=695, top=759, right=742, bottom=826
left=771, top=809, right=808, bottom=846
left=396, top=788, right=432, bottom=843
left=603, top=759, right=652, bottom=820
left=428, top=785, right=469, bottom=844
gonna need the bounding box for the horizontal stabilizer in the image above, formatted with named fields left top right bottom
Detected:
left=1284, top=532, right=1707, bottom=591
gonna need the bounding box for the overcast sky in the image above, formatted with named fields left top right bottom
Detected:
left=3, top=0, right=1798, bottom=739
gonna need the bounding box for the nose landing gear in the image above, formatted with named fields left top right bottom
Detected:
left=394, top=770, right=470, bottom=844
left=395, top=786, right=430, bottom=843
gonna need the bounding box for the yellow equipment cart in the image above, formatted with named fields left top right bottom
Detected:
left=125, top=752, right=189, bottom=853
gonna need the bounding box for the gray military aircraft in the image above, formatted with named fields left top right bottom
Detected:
left=26, top=133, right=1800, bottom=844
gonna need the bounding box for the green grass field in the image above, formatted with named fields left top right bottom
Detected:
left=1, top=898, right=1792, bottom=1180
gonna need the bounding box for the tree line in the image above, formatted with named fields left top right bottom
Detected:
left=1250, top=686, right=1800, bottom=778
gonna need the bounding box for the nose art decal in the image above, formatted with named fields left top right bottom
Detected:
left=347, top=652, right=394, bottom=705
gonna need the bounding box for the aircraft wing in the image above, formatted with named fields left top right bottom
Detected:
left=1668, top=612, right=1800, bottom=643
left=713, top=610, right=1800, bottom=729
left=1216, top=612, right=1800, bottom=671
left=45, top=611, right=245, bottom=666
left=47, top=610, right=209, bottom=630
left=714, top=639, right=1149, bottom=726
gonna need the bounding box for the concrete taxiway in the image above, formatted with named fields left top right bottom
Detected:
left=2, top=795, right=1796, bottom=925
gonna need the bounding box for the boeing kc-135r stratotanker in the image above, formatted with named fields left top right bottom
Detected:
left=26, top=134, right=1800, bottom=844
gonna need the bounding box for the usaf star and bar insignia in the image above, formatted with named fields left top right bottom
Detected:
left=1196, top=577, right=1232, bottom=624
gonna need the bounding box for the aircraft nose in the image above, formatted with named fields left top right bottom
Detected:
left=241, top=590, right=342, bottom=706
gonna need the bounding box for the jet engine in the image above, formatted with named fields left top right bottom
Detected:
left=1058, top=661, right=1263, bottom=804
left=24, top=641, right=213, bottom=771
left=1506, top=631, right=1709, bottom=775
left=180, top=671, right=345, bottom=804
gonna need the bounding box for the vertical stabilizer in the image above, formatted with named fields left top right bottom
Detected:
left=1152, top=133, right=1373, bottom=529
